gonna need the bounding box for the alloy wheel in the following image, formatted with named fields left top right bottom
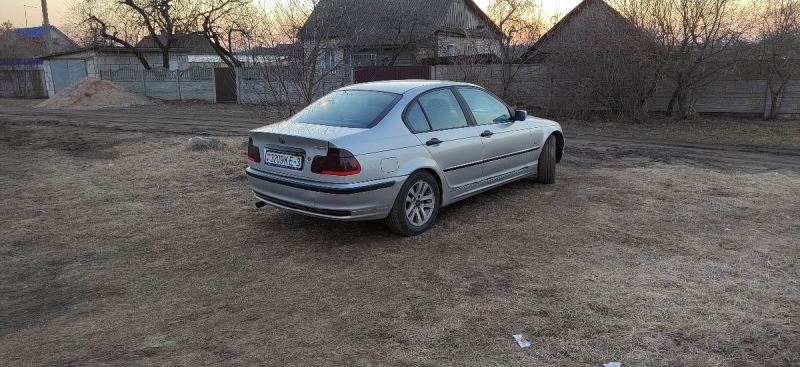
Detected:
left=404, top=180, right=435, bottom=226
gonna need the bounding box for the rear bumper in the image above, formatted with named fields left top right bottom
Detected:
left=246, top=167, right=405, bottom=221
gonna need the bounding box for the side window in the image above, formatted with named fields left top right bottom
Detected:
left=418, top=89, right=468, bottom=130
left=405, top=101, right=431, bottom=132
left=457, top=88, right=512, bottom=125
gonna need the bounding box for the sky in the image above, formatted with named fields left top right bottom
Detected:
left=1, top=0, right=584, bottom=29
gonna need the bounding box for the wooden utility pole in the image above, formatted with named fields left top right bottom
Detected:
left=40, top=0, right=52, bottom=54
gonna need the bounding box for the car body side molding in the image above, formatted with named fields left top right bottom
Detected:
left=443, top=146, right=541, bottom=173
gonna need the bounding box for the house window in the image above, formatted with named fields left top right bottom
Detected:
left=350, top=53, right=377, bottom=66
left=322, top=49, right=336, bottom=69
left=446, top=44, right=456, bottom=57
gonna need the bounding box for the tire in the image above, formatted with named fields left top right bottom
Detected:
left=385, top=170, right=440, bottom=236
left=537, top=134, right=556, bottom=184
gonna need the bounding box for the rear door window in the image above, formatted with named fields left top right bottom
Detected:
left=417, top=89, right=469, bottom=130
left=406, top=101, right=432, bottom=132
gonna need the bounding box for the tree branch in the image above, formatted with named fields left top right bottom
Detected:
left=88, top=15, right=152, bottom=70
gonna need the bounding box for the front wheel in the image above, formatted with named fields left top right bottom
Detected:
left=385, top=170, right=440, bottom=236
left=537, top=134, right=556, bottom=184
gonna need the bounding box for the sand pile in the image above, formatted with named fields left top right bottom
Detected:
left=36, top=78, right=152, bottom=110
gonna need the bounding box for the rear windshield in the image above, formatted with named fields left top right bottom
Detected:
left=289, top=90, right=401, bottom=128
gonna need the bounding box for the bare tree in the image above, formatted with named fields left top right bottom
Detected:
left=372, top=0, right=440, bottom=65
left=614, top=0, right=749, bottom=118
left=487, top=0, right=544, bottom=100
left=523, top=0, right=659, bottom=117
left=752, top=0, right=800, bottom=119
left=0, top=21, right=53, bottom=59
left=70, top=0, right=252, bottom=70
left=87, top=15, right=156, bottom=69
left=185, top=0, right=258, bottom=67
left=254, top=0, right=357, bottom=112
left=67, top=1, right=146, bottom=49
left=0, top=21, right=13, bottom=40
left=0, top=21, right=21, bottom=59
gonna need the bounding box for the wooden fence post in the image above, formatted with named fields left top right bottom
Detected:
left=763, top=80, right=771, bottom=119
left=236, top=67, right=241, bottom=104
left=212, top=68, right=217, bottom=103
left=176, top=70, right=182, bottom=101
left=38, top=69, right=47, bottom=98
left=349, top=65, right=354, bottom=85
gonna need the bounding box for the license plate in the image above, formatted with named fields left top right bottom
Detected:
left=264, top=150, right=303, bottom=170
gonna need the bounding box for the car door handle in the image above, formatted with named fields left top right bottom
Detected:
left=426, top=138, right=443, bottom=146
left=480, top=130, right=494, bottom=137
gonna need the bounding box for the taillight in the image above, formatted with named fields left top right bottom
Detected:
left=247, top=137, right=261, bottom=163
left=311, top=148, right=361, bottom=176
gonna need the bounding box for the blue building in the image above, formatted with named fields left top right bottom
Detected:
left=0, top=25, right=79, bottom=97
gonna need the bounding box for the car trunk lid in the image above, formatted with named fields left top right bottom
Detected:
left=248, top=121, right=366, bottom=181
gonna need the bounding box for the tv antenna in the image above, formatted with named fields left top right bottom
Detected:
left=23, top=5, right=38, bottom=27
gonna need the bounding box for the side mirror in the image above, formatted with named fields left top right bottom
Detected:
left=515, top=110, right=527, bottom=121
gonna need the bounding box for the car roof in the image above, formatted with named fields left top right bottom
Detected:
left=340, top=80, right=475, bottom=94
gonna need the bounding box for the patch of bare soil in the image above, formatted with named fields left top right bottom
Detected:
left=561, top=116, right=800, bottom=153
left=0, top=120, right=133, bottom=161
left=1, top=98, right=275, bottom=136
left=0, top=115, right=798, bottom=366
left=35, top=78, right=152, bottom=110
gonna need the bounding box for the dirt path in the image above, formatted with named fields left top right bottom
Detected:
left=568, top=136, right=799, bottom=173
left=0, top=99, right=275, bottom=136
left=2, top=98, right=796, bottom=174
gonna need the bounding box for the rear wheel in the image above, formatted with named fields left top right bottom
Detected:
left=385, top=170, right=440, bottom=236
left=537, top=134, right=556, bottom=184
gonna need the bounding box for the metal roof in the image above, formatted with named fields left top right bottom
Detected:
left=0, top=58, right=43, bottom=66
left=14, top=25, right=55, bottom=38
left=12, top=25, right=81, bottom=56
left=40, top=46, right=191, bottom=59
left=135, top=34, right=219, bottom=55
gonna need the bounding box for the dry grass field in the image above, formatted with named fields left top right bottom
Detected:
left=561, top=115, right=800, bottom=153
left=0, top=101, right=798, bottom=366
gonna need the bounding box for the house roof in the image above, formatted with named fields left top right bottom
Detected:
left=135, top=34, right=218, bottom=55
left=12, top=25, right=80, bottom=55
left=0, top=58, right=43, bottom=66
left=14, top=25, right=56, bottom=38
left=298, top=0, right=503, bottom=46
left=522, top=0, right=649, bottom=61
left=40, top=46, right=190, bottom=59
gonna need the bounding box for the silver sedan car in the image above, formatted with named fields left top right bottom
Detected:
left=246, top=80, right=564, bottom=236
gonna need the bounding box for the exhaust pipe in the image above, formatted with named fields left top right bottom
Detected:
left=255, top=201, right=267, bottom=208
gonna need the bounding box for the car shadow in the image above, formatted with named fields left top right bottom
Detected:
left=250, top=178, right=546, bottom=248
left=254, top=209, right=400, bottom=248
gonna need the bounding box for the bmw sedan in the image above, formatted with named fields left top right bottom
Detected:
left=246, top=80, right=564, bottom=236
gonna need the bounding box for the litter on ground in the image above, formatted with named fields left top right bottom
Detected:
left=513, top=334, right=531, bottom=348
